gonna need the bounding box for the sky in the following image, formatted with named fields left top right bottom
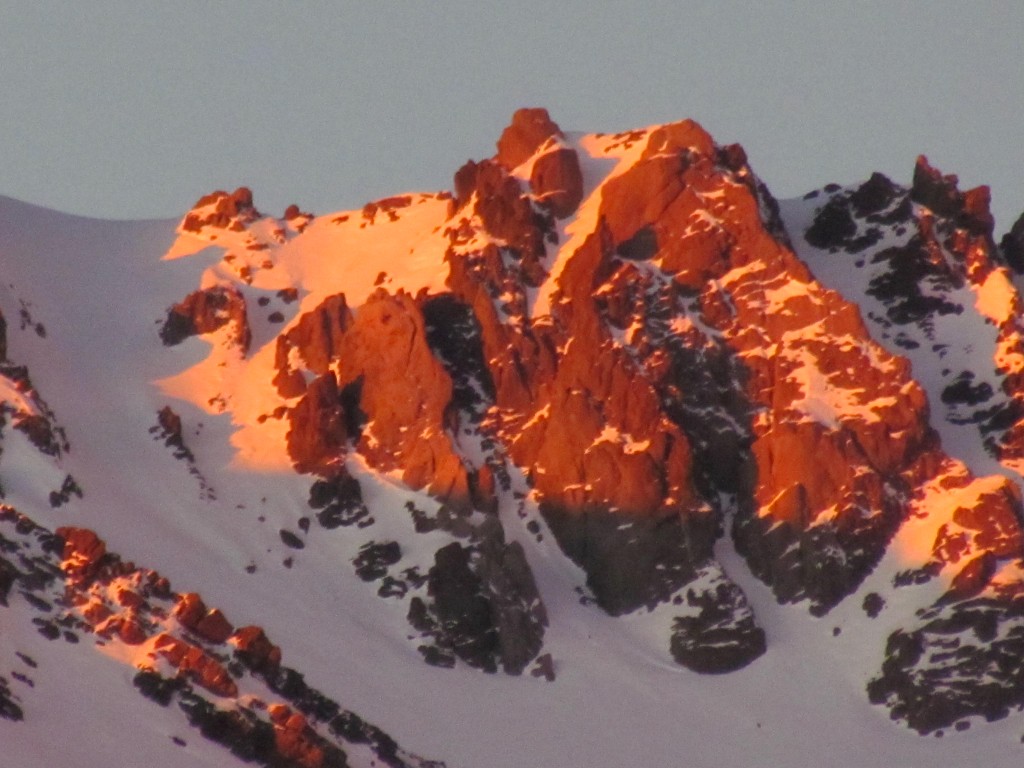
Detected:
left=2, top=2, right=1023, bottom=231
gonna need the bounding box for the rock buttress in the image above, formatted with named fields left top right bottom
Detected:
left=442, top=113, right=765, bottom=671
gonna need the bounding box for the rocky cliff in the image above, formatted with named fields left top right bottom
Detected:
left=3, top=108, right=1024, bottom=766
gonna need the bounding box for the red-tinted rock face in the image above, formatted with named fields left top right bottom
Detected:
left=181, top=187, right=260, bottom=233
left=149, top=108, right=1024, bottom=695
left=160, top=285, right=251, bottom=353
left=55, top=526, right=107, bottom=583
left=173, top=591, right=207, bottom=630
left=790, top=156, right=1024, bottom=730
left=807, top=157, right=1024, bottom=476
left=271, top=705, right=326, bottom=768
left=155, top=633, right=239, bottom=698
left=495, top=107, right=563, bottom=171
left=529, top=147, right=584, bottom=219
left=530, top=231, right=697, bottom=519
left=281, top=289, right=474, bottom=504
left=911, top=155, right=962, bottom=219
left=454, top=158, right=550, bottom=278
left=173, top=592, right=235, bottom=643
left=348, top=291, right=466, bottom=500
left=867, top=469, right=1024, bottom=731
left=544, top=119, right=937, bottom=614
left=272, top=279, right=547, bottom=674
left=443, top=121, right=735, bottom=620
left=231, top=625, right=282, bottom=671
left=286, top=372, right=349, bottom=476
left=275, top=293, right=354, bottom=389
left=598, top=121, right=716, bottom=258
left=3, top=496, right=429, bottom=764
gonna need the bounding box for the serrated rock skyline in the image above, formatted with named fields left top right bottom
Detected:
left=3, top=107, right=1024, bottom=767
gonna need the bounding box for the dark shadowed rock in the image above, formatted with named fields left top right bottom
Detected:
left=353, top=541, right=401, bottom=582
left=424, top=542, right=499, bottom=672
left=473, top=535, right=547, bottom=674
left=868, top=592, right=1024, bottom=733
left=805, top=197, right=857, bottom=249
left=911, top=155, right=961, bottom=218
left=850, top=172, right=900, bottom=217
left=411, top=530, right=546, bottom=675
left=1000, top=210, right=1024, bottom=272
left=0, top=678, right=23, bottom=722
left=542, top=503, right=711, bottom=615
left=911, top=155, right=993, bottom=236
left=308, top=471, right=371, bottom=528
left=670, top=571, right=766, bottom=673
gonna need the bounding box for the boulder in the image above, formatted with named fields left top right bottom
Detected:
left=231, top=625, right=282, bottom=672
left=54, top=526, right=106, bottom=582
left=195, top=609, right=234, bottom=644
left=173, top=592, right=208, bottom=631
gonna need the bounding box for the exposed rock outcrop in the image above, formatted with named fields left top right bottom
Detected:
left=282, top=289, right=472, bottom=503
left=273, top=274, right=548, bottom=675
left=869, top=585, right=1024, bottom=733
left=800, top=158, right=1024, bottom=468
left=126, top=107, right=1024, bottom=727
left=160, top=285, right=252, bottom=353
left=408, top=532, right=546, bottom=675
left=434, top=115, right=773, bottom=670
left=529, top=146, right=584, bottom=219
left=495, top=107, right=563, bottom=171
left=792, top=160, right=1024, bottom=730
left=1000, top=210, right=1024, bottom=272
left=273, top=293, right=354, bottom=398
left=286, top=372, right=350, bottom=476
left=0, top=508, right=445, bottom=768
left=181, top=187, right=261, bottom=234
left=911, top=156, right=994, bottom=236
left=450, top=116, right=935, bottom=629
left=670, top=564, right=766, bottom=673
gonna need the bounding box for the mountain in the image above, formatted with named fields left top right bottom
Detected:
left=3, top=107, right=1024, bottom=767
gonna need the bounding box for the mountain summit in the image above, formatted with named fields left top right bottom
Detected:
left=3, top=108, right=1024, bottom=767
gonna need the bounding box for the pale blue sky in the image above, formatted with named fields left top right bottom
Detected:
left=3, top=1, right=1022, bottom=230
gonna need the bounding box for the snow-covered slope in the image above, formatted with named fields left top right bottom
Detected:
left=3, top=109, right=1024, bottom=767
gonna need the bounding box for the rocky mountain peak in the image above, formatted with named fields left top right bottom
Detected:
left=495, top=107, right=564, bottom=170
left=911, top=155, right=995, bottom=237
left=4, top=107, right=1024, bottom=766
